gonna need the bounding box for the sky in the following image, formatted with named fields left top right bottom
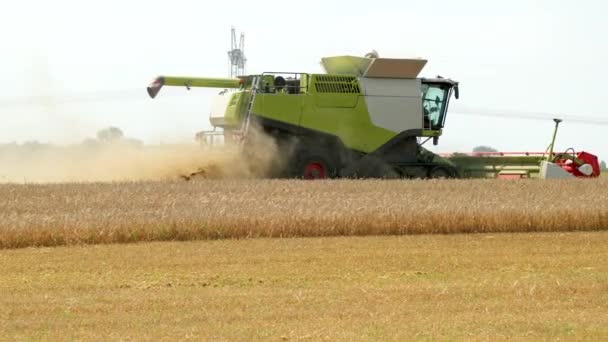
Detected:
left=0, top=0, right=607, bottom=157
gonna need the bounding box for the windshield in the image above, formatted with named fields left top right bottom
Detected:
left=421, top=83, right=449, bottom=129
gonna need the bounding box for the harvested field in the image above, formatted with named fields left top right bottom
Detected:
left=1, top=233, right=608, bottom=340
left=1, top=179, right=607, bottom=249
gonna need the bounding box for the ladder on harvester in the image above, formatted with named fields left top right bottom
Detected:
left=235, top=75, right=260, bottom=144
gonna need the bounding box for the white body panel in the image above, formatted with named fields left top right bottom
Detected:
left=578, top=164, right=593, bottom=176
left=360, top=78, right=423, bottom=133
left=209, top=93, right=231, bottom=127
left=539, top=161, right=575, bottom=179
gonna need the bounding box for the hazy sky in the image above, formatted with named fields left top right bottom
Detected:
left=1, top=0, right=607, bottom=157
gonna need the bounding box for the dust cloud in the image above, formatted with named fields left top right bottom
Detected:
left=0, top=132, right=283, bottom=183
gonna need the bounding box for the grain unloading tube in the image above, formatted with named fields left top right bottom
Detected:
left=147, top=76, right=243, bottom=99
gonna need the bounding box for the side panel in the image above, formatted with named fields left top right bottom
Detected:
left=209, top=91, right=249, bottom=128
left=361, top=77, right=421, bottom=97
left=299, top=98, right=396, bottom=153
left=252, top=93, right=302, bottom=127
left=299, top=75, right=397, bottom=153
left=360, top=78, right=423, bottom=133
left=209, top=93, right=231, bottom=127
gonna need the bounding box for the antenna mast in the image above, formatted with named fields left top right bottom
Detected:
left=228, top=27, right=246, bottom=78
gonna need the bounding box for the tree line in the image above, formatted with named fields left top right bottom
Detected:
left=1, top=127, right=143, bottom=150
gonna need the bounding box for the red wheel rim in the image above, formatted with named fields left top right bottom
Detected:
left=303, top=162, right=326, bottom=180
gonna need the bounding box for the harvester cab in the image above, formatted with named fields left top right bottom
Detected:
left=422, top=78, right=458, bottom=131
left=147, top=53, right=461, bottom=179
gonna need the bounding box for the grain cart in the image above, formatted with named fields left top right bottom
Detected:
left=147, top=54, right=460, bottom=179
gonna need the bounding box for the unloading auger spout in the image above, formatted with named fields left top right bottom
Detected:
left=147, top=76, right=243, bottom=99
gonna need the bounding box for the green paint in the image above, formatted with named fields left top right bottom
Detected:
left=225, top=91, right=250, bottom=126
left=162, top=76, right=242, bottom=89
left=320, top=56, right=373, bottom=76
left=449, top=155, right=544, bottom=178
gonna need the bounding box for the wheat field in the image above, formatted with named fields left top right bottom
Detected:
left=1, top=179, right=607, bottom=249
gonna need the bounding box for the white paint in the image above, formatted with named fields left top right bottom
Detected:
left=578, top=164, right=593, bottom=176
left=360, top=78, right=422, bottom=133
left=539, top=161, right=575, bottom=179
left=360, top=78, right=421, bottom=97
left=209, top=93, right=231, bottom=127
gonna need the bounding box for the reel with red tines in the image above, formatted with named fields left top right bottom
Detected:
left=553, top=151, right=601, bottom=178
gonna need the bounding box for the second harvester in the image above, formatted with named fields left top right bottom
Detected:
left=147, top=54, right=460, bottom=179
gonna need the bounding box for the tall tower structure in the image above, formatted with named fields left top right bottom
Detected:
left=228, top=27, right=246, bottom=78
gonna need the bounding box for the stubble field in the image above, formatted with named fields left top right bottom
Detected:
left=0, top=179, right=607, bottom=249
left=1, top=233, right=607, bottom=340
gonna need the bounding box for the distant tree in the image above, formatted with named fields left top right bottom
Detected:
left=96, top=127, right=124, bottom=143
left=601, top=160, right=607, bottom=171
left=473, top=145, right=498, bottom=153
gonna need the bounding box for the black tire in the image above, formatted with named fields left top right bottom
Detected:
left=428, top=166, right=454, bottom=179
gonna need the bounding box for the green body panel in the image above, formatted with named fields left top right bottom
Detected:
left=320, top=56, right=373, bottom=76
left=252, top=93, right=302, bottom=127
left=224, top=91, right=251, bottom=127
left=448, top=155, right=544, bottom=178
left=421, top=130, right=442, bottom=137
left=298, top=94, right=394, bottom=153
left=314, top=92, right=359, bottom=108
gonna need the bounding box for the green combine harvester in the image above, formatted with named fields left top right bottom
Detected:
left=148, top=54, right=462, bottom=179
left=147, top=54, right=600, bottom=179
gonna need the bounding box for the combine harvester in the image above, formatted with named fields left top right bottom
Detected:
left=147, top=53, right=600, bottom=180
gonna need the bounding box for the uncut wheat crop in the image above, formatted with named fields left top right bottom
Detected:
left=1, top=179, right=607, bottom=249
